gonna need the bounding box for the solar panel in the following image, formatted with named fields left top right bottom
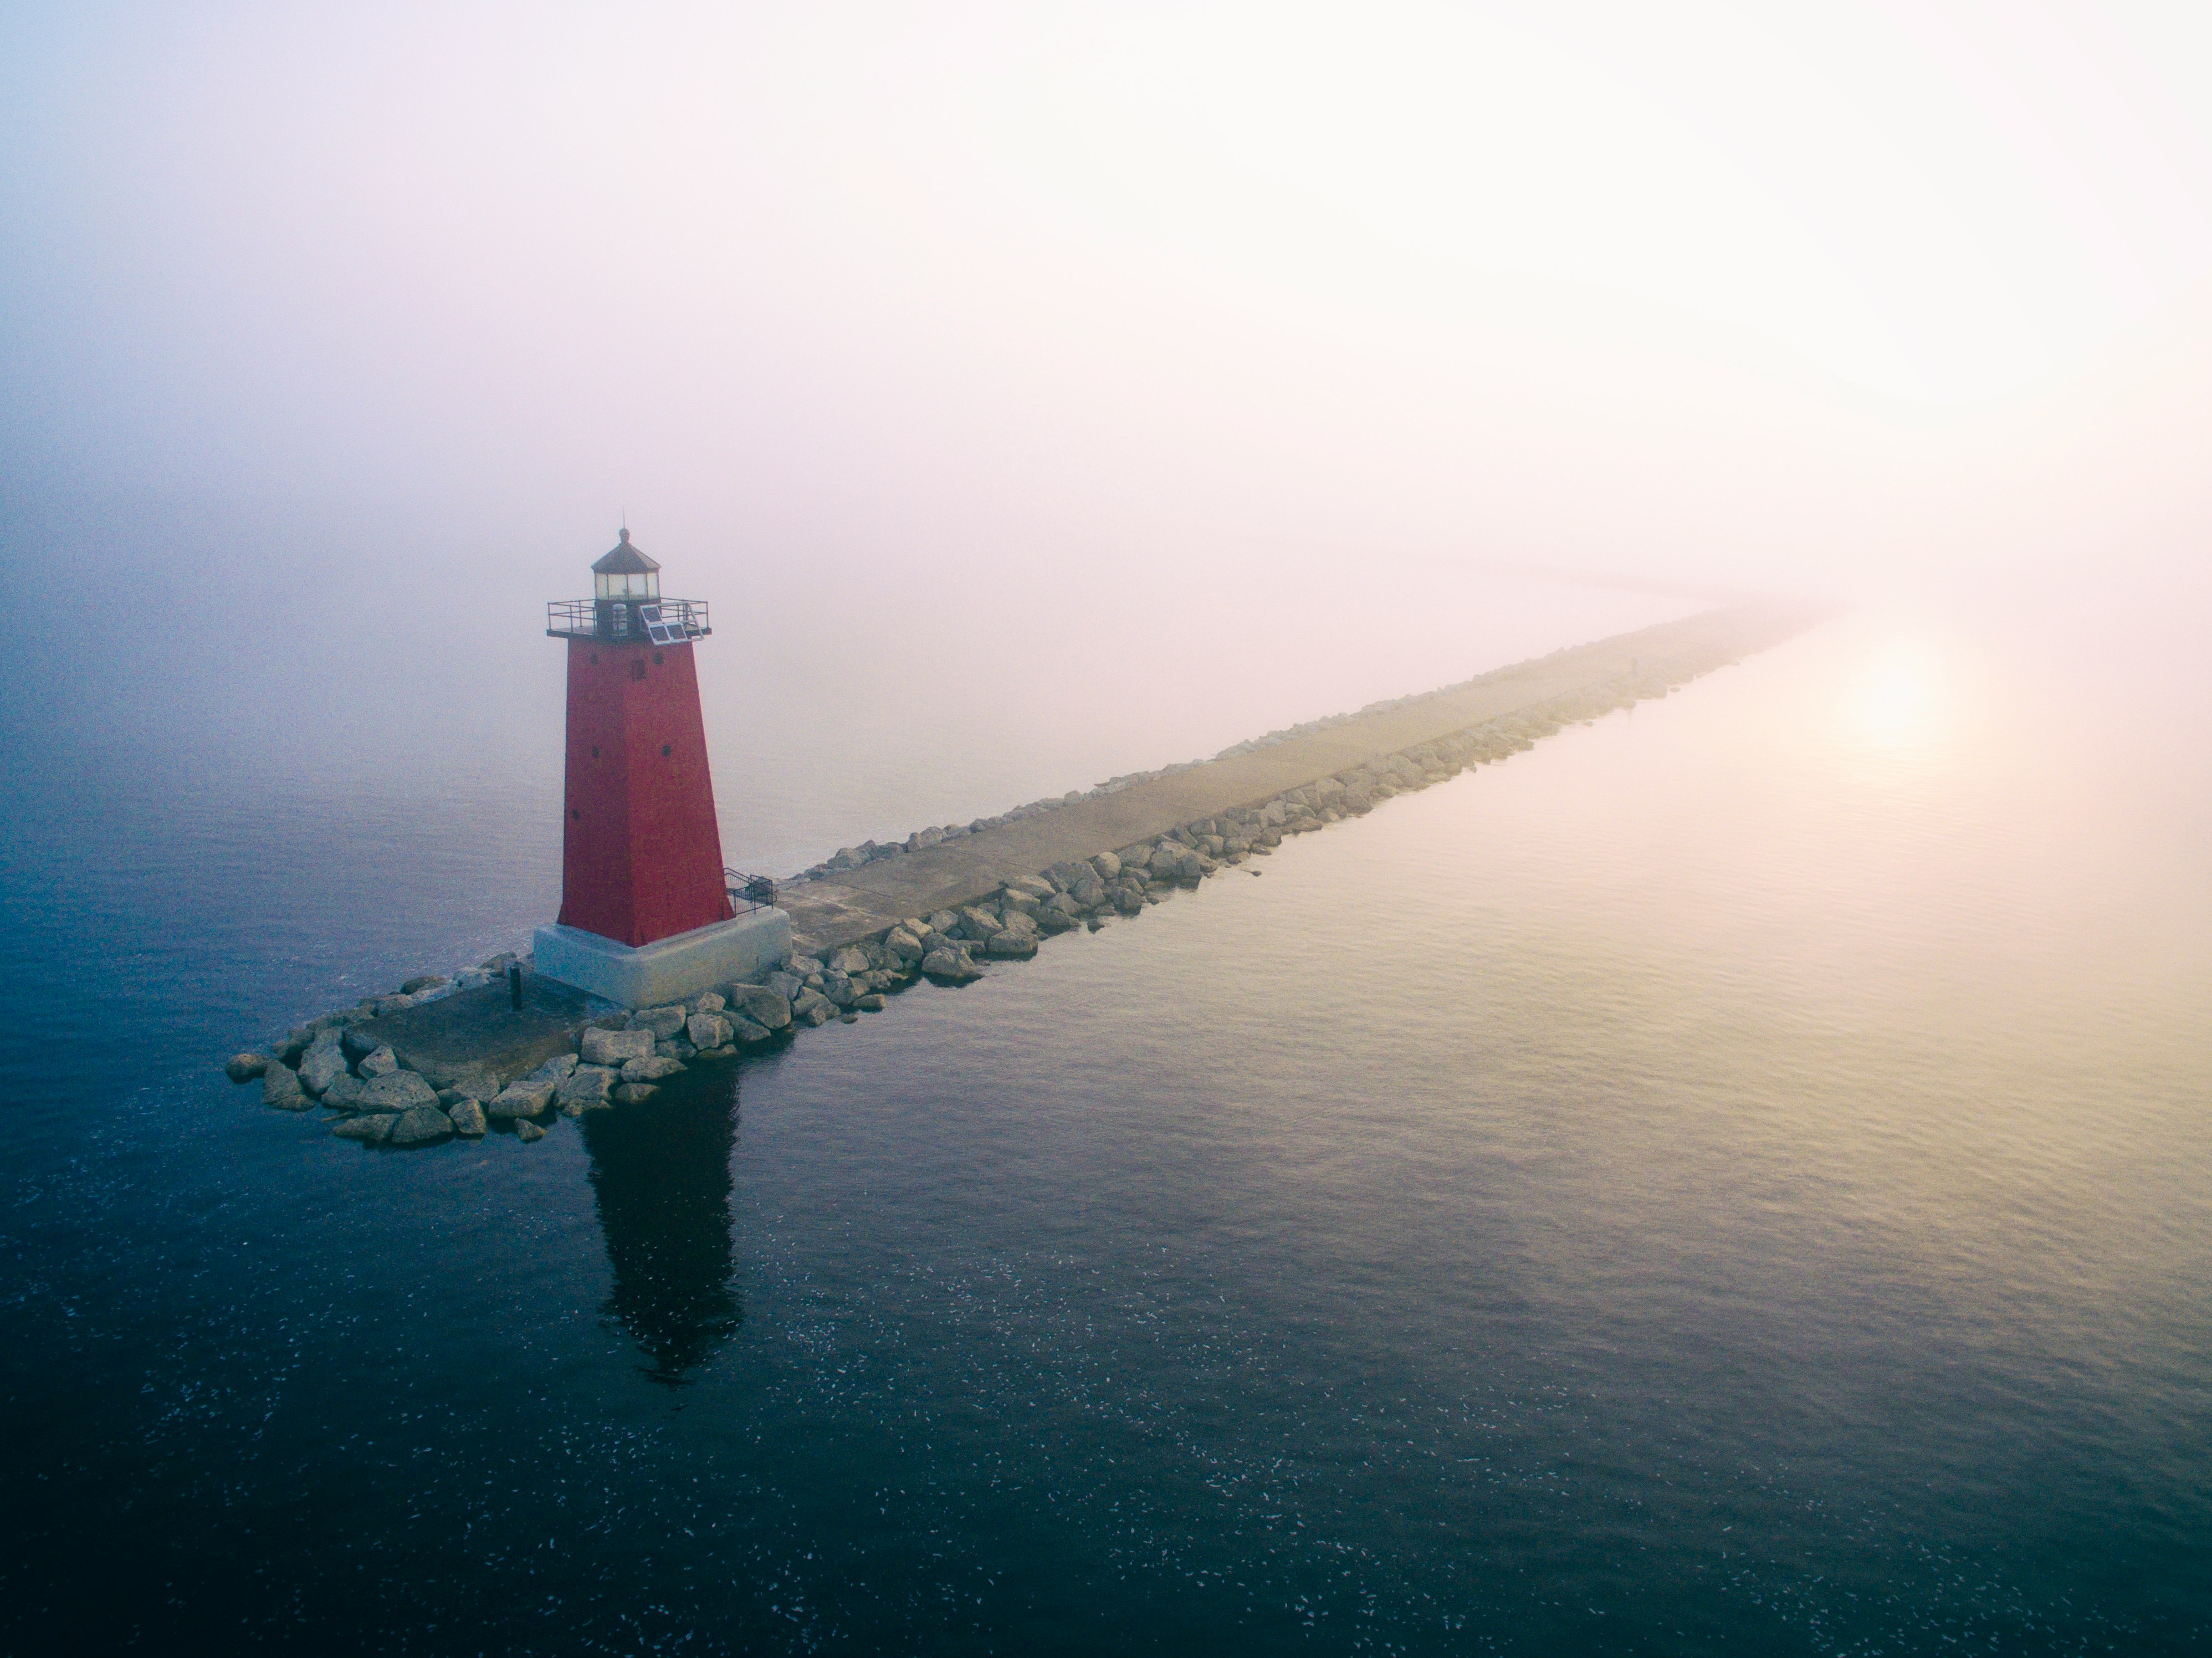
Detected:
left=637, top=604, right=684, bottom=646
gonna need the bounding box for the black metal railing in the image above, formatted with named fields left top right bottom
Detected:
left=545, top=596, right=712, bottom=641
left=724, top=868, right=776, bottom=909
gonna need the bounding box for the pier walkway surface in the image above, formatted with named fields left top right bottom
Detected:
left=776, top=601, right=1817, bottom=955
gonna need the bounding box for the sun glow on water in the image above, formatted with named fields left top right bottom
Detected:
left=1845, top=638, right=1953, bottom=755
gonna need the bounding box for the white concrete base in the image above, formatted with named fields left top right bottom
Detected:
left=532, top=910, right=792, bottom=1009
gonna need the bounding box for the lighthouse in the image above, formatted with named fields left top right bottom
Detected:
left=531, top=530, right=790, bottom=1007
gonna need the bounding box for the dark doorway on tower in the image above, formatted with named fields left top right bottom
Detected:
left=579, top=1069, right=743, bottom=1383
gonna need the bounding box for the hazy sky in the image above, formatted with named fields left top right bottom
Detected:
left=5, top=2, right=2211, bottom=648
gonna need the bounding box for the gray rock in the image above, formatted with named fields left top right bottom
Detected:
left=660, top=1037, right=697, bottom=1061
left=926, top=910, right=960, bottom=935
left=556, top=1065, right=615, bottom=1107
left=985, top=931, right=1038, bottom=958
left=224, top=1052, right=268, bottom=1083
left=726, top=986, right=792, bottom=1030
left=332, top=1113, right=398, bottom=1142
left=387, top=1106, right=454, bottom=1147
left=632, top=1005, right=687, bottom=1040
left=788, top=955, right=825, bottom=976
left=362, top=1070, right=439, bottom=1112
left=320, top=1073, right=368, bottom=1111
left=729, top=1016, right=773, bottom=1043
left=998, top=909, right=1039, bottom=939
left=514, top=1119, right=546, bottom=1142
left=761, top=971, right=803, bottom=1004
left=611, top=1082, right=659, bottom=1105
left=400, top=974, right=448, bottom=995
left=883, top=927, right=925, bottom=964
left=693, top=991, right=726, bottom=1014
left=686, top=1012, right=730, bottom=1050
left=448, top=1098, right=488, bottom=1136
left=792, top=989, right=837, bottom=1026
left=1006, top=875, right=1055, bottom=900
left=920, top=947, right=980, bottom=982
left=830, top=946, right=871, bottom=976
left=262, top=1064, right=305, bottom=1108
left=487, top=1077, right=557, bottom=1118
left=530, top=1053, right=578, bottom=1082
left=340, top=1026, right=385, bottom=1064
left=621, top=1055, right=685, bottom=1082
left=298, top=1042, right=350, bottom=1097
left=958, top=905, right=1003, bottom=939
left=358, top=1045, right=398, bottom=1079
left=854, top=993, right=885, bottom=1012
left=693, top=1043, right=738, bottom=1062
left=1035, top=908, right=1079, bottom=933
left=581, top=1027, right=654, bottom=1066
left=1090, top=851, right=1122, bottom=881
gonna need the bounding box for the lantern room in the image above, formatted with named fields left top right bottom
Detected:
left=592, top=529, right=660, bottom=601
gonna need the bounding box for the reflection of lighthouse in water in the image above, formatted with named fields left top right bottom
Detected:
left=580, top=1068, right=743, bottom=1383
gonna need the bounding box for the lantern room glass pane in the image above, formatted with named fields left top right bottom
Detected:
left=593, top=571, right=659, bottom=600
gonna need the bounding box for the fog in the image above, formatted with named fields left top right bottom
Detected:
left=4, top=1, right=2210, bottom=831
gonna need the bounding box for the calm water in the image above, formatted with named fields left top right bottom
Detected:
left=2, top=597, right=2208, bottom=1654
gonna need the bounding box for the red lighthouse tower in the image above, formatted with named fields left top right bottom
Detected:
left=532, top=530, right=790, bottom=1007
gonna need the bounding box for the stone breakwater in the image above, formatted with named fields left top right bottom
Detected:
left=221, top=601, right=1822, bottom=1150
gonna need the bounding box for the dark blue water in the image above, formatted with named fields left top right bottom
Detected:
left=3, top=606, right=2209, bottom=1654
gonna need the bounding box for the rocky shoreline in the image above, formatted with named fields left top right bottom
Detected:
left=224, top=627, right=1775, bottom=1150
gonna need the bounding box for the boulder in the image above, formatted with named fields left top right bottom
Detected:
left=1035, top=908, right=1079, bottom=933
left=224, top=1052, right=268, bottom=1083
left=1069, top=877, right=1107, bottom=909
left=514, top=1119, right=546, bottom=1143
left=620, top=1055, right=685, bottom=1082
left=387, top=1106, right=454, bottom=1147
left=320, top=1073, right=368, bottom=1111
left=830, top=946, right=871, bottom=976
left=686, top=1013, right=731, bottom=1050
left=400, top=974, right=448, bottom=995
left=883, top=927, right=925, bottom=964
left=998, top=910, right=1039, bottom=939
left=792, top=989, right=837, bottom=1026
left=926, top=910, right=960, bottom=935
left=693, top=991, right=726, bottom=1014
left=761, top=971, right=803, bottom=1003
left=487, top=1077, right=557, bottom=1118
left=920, top=947, right=980, bottom=982
left=611, top=1082, right=659, bottom=1105
left=298, top=1042, right=349, bottom=1097
left=357, top=1045, right=398, bottom=1079
left=556, top=1065, right=615, bottom=1108
left=340, top=1026, right=385, bottom=1064
left=332, top=1113, right=398, bottom=1143
left=726, top=986, right=792, bottom=1030
left=1090, top=851, right=1122, bottom=882
left=581, top=1027, right=655, bottom=1067
left=985, top=931, right=1038, bottom=958
left=1007, top=875, right=1056, bottom=900
left=362, top=1070, right=439, bottom=1113
left=854, top=993, right=885, bottom=1012
left=447, top=1098, right=488, bottom=1136
left=958, top=905, right=1003, bottom=939
left=632, top=1005, right=688, bottom=1040
left=693, top=1044, right=738, bottom=1062
left=262, top=1065, right=305, bottom=1109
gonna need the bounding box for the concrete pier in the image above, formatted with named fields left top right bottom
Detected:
left=775, top=600, right=1816, bottom=954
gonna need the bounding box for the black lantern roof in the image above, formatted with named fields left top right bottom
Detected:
left=591, top=527, right=660, bottom=576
